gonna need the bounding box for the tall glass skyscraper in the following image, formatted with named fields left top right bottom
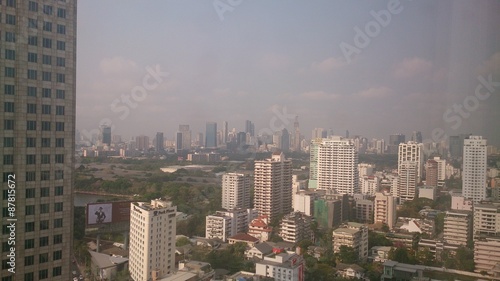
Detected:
left=0, top=1, right=77, bottom=280
left=205, top=122, right=217, bottom=148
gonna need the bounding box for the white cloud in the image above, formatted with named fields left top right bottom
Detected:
left=99, top=57, right=138, bottom=75
left=354, top=87, right=393, bottom=99
left=311, top=57, right=348, bottom=72
left=300, top=91, right=340, bottom=101
left=258, top=53, right=290, bottom=70
left=393, top=57, right=433, bottom=78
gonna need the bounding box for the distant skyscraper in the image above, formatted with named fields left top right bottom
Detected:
left=0, top=1, right=77, bottom=279
left=388, top=133, right=405, bottom=154
left=281, top=128, right=290, bottom=152
left=237, top=132, right=247, bottom=146
left=462, top=136, right=487, bottom=203
left=293, top=116, right=301, bottom=151
left=426, top=159, right=438, bottom=187
left=205, top=122, right=217, bottom=148
left=312, top=128, right=326, bottom=139
left=222, top=173, right=251, bottom=210
left=312, top=137, right=359, bottom=195
left=178, top=124, right=191, bottom=150
left=129, top=199, right=177, bottom=281
left=223, top=121, right=228, bottom=144
left=155, top=132, right=164, bottom=152
left=254, top=152, right=293, bottom=220
left=449, top=134, right=470, bottom=159
left=176, top=132, right=183, bottom=152
left=136, top=135, right=150, bottom=151
left=101, top=125, right=112, bottom=146
left=346, top=130, right=350, bottom=139
left=412, top=131, right=423, bottom=143
left=197, top=132, right=204, bottom=147
left=245, top=120, right=255, bottom=137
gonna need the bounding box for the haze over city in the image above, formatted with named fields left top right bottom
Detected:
left=76, top=1, right=500, bottom=146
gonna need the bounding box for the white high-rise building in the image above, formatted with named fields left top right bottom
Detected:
left=398, top=141, right=424, bottom=180
left=358, top=163, right=374, bottom=177
left=462, top=136, right=487, bottom=203
left=308, top=138, right=321, bottom=189
left=397, top=162, right=418, bottom=203
left=374, top=192, right=397, bottom=229
left=129, top=199, right=177, bottom=281
left=222, top=173, right=251, bottom=210
left=375, top=139, right=385, bottom=154
left=254, top=152, right=293, bottom=220
left=0, top=1, right=77, bottom=279
left=205, top=209, right=258, bottom=242
left=312, top=137, right=359, bottom=195
left=361, top=176, right=380, bottom=196
left=433, top=156, right=447, bottom=182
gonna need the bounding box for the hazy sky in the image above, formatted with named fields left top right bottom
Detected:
left=76, top=0, right=500, bottom=146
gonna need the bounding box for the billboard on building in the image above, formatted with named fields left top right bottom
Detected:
left=86, top=201, right=131, bottom=225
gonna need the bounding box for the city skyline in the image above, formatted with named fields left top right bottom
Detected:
left=76, top=1, right=500, bottom=147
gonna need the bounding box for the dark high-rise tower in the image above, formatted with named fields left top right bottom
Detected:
left=205, top=122, right=217, bottom=148
left=155, top=132, right=164, bottom=152
left=293, top=116, right=301, bottom=151
left=412, top=131, right=423, bottom=143
left=101, top=126, right=111, bottom=146
left=0, top=1, right=77, bottom=279
left=281, top=128, right=290, bottom=152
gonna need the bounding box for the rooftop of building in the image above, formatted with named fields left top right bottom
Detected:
left=229, top=233, right=259, bottom=243
left=370, top=246, right=392, bottom=251
left=259, top=252, right=302, bottom=268
left=336, top=263, right=365, bottom=272
left=89, top=251, right=128, bottom=269
left=333, top=227, right=360, bottom=235
left=157, top=271, right=197, bottom=281
left=133, top=198, right=173, bottom=211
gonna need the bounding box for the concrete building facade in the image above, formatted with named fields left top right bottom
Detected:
left=443, top=210, right=472, bottom=246
left=463, top=136, right=487, bottom=203
left=255, top=252, right=305, bottom=281
left=314, top=137, right=359, bottom=195
left=0, top=1, right=77, bottom=279
left=254, top=152, right=292, bottom=220
left=332, top=222, right=369, bottom=262
left=129, top=199, right=177, bottom=281
left=279, top=211, right=312, bottom=243
left=374, top=192, right=397, bottom=229
left=221, top=173, right=251, bottom=210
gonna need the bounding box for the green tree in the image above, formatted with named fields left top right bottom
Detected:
left=455, top=246, right=474, bottom=271
left=115, top=270, right=131, bottom=281
left=434, top=213, right=445, bottom=235
left=388, top=247, right=416, bottom=264
left=305, top=263, right=337, bottom=281
left=176, top=237, right=192, bottom=247
left=337, top=245, right=358, bottom=264
left=417, top=248, right=435, bottom=266
left=297, top=239, right=314, bottom=251
left=368, top=231, right=393, bottom=249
